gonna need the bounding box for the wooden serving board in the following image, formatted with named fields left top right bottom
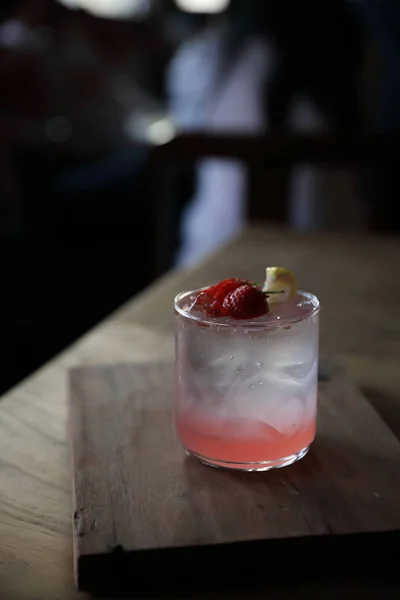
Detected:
left=69, top=362, right=400, bottom=596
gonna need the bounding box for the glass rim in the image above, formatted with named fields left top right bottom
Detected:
left=174, top=287, right=320, bottom=330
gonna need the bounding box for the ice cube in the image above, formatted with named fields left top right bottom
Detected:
left=262, top=396, right=306, bottom=436
left=182, top=322, right=241, bottom=408
left=263, top=319, right=318, bottom=379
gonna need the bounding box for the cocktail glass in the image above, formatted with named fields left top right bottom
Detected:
left=174, top=288, right=319, bottom=471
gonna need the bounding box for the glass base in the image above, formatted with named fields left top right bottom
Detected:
left=185, top=445, right=310, bottom=472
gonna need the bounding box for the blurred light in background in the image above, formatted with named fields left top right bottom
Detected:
left=147, top=118, right=176, bottom=145
left=57, top=0, right=77, bottom=8
left=175, top=0, right=230, bottom=13
left=124, top=112, right=176, bottom=145
left=57, top=0, right=151, bottom=19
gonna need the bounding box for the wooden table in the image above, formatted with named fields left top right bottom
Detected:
left=1, top=226, right=400, bottom=600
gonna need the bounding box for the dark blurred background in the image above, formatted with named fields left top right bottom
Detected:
left=0, top=0, right=398, bottom=394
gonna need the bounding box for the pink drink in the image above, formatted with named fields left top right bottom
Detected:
left=175, top=290, right=319, bottom=471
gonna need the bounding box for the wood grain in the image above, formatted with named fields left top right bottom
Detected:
left=1, top=226, right=400, bottom=599
left=70, top=362, right=400, bottom=595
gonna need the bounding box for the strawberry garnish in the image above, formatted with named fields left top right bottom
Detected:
left=192, top=278, right=268, bottom=319
left=194, top=279, right=247, bottom=317
left=190, top=292, right=225, bottom=317
left=223, top=285, right=269, bottom=320
left=208, top=278, right=247, bottom=302
left=202, top=294, right=225, bottom=317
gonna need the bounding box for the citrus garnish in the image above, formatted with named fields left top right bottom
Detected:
left=262, top=267, right=297, bottom=304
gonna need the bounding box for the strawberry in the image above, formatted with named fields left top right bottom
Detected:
left=223, top=285, right=269, bottom=320
left=191, top=292, right=225, bottom=317
left=193, top=291, right=212, bottom=308
left=193, top=279, right=247, bottom=318
left=205, top=299, right=225, bottom=317
left=207, top=278, right=248, bottom=303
